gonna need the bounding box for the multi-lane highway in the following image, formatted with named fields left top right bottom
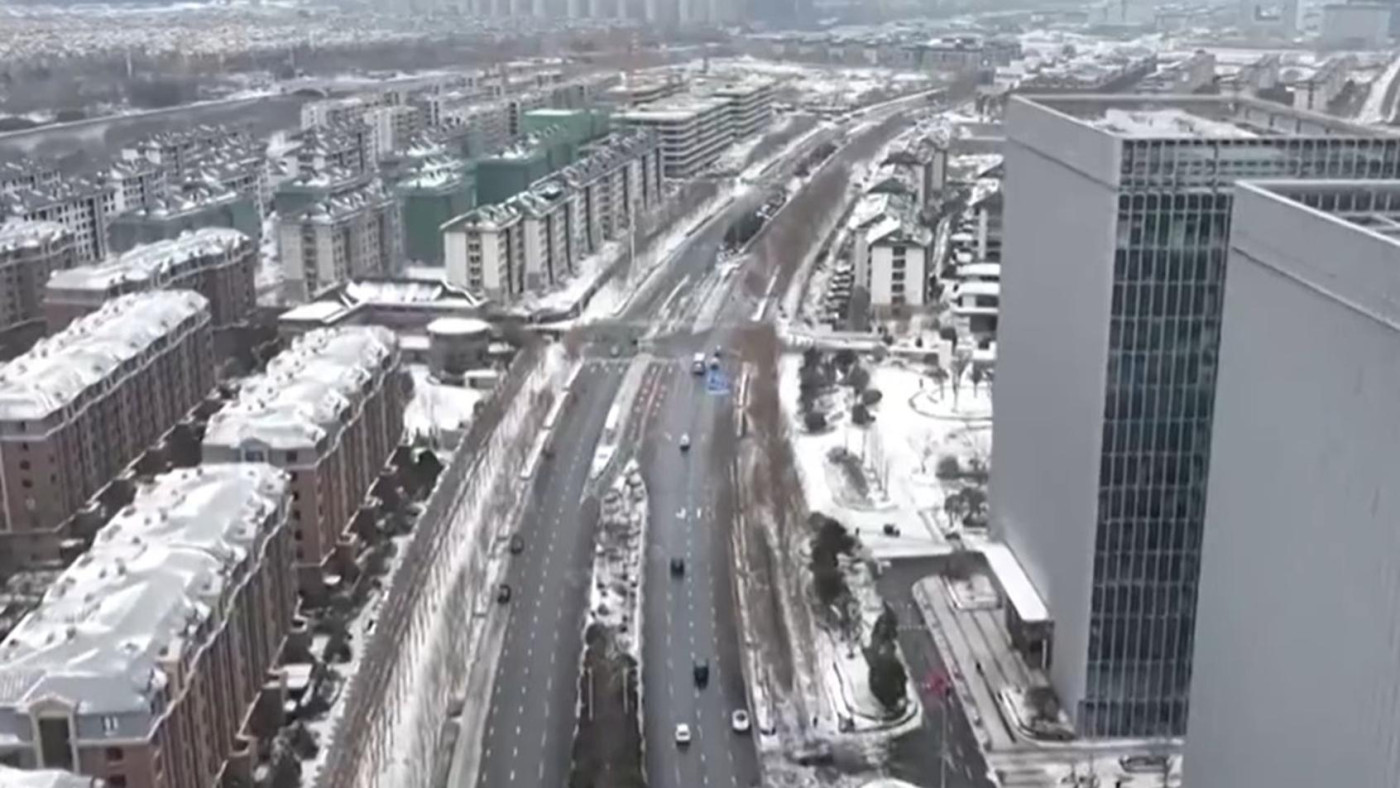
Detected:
left=460, top=180, right=769, bottom=788
left=459, top=86, right=971, bottom=788
left=471, top=359, right=624, bottom=788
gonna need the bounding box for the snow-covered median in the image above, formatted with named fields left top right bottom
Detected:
left=589, top=461, right=648, bottom=658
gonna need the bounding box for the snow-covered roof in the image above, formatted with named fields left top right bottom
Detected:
left=0, top=765, right=100, bottom=788
left=982, top=542, right=1049, bottom=623
left=0, top=465, right=287, bottom=722
left=0, top=291, right=209, bottom=423
left=203, top=327, right=398, bottom=452
left=957, top=280, right=1001, bottom=298
left=865, top=215, right=902, bottom=246
left=280, top=301, right=348, bottom=323
left=0, top=219, right=68, bottom=255
left=959, top=263, right=1001, bottom=280
left=46, top=228, right=251, bottom=294
left=1094, top=108, right=1257, bottom=139
left=427, top=317, right=492, bottom=337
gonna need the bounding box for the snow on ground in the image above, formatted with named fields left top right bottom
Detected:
left=709, top=57, right=938, bottom=111
left=1358, top=53, right=1400, bottom=125
left=583, top=182, right=737, bottom=322
left=589, top=461, right=648, bottom=658
left=256, top=212, right=283, bottom=305
left=780, top=353, right=991, bottom=559
left=516, top=239, right=624, bottom=317
left=403, top=364, right=488, bottom=443
left=815, top=556, right=922, bottom=736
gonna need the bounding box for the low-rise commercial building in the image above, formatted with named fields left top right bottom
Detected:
left=0, top=221, right=75, bottom=341
left=202, top=326, right=408, bottom=594
left=45, top=228, right=256, bottom=331
left=616, top=96, right=734, bottom=178
left=276, top=278, right=486, bottom=336
left=0, top=464, right=294, bottom=788
left=710, top=79, right=777, bottom=141
left=0, top=291, right=214, bottom=564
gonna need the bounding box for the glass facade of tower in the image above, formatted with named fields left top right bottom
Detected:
left=1083, top=135, right=1400, bottom=737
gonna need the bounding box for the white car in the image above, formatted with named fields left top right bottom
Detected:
left=679, top=433, right=691, bottom=451
left=730, top=709, right=751, bottom=733
left=675, top=723, right=692, bottom=746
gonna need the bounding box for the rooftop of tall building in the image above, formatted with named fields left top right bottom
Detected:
left=0, top=290, right=209, bottom=423
left=46, top=228, right=251, bottom=294
left=0, top=465, right=286, bottom=720
left=203, top=326, right=398, bottom=451
left=1016, top=94, right=1396, bottom=140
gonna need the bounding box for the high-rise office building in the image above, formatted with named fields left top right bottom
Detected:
left=1185, top=180, right=1400, bottom=788
left=991, top=94, right=1400, bottom=737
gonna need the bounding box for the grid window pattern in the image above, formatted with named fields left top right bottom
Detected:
left=1082, top=135, right=1400, bottom=738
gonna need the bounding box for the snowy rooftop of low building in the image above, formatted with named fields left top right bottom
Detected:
left=956, top=280, right=1001, bottom=297
left=279, top=301, right=348, bottom=323
left=615, top=96, right=731, bottom=124
left=1020, top=94, right=1397, bottom=140
left=427, top=317, right=492, bottom=337
left=46, top=228, right=250, bottom=293
left=982, top=542, right=1048, bottom=623
left=0, top=465, right=286, bottom=720
left=203, top=327, right=398, bottom=452
left=959, top=262, right=1002, bottom=279
left=0, top=291, right=209, bottom=423
left=0, top=765, right=100, bottom=788
left=0, top=218, right=68, bottom=255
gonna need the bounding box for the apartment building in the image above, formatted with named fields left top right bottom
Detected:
left=364, top=105, right=427, bottom=157
left=442, top=203, right=524, bottom=300
left=0, top=291, right=214, bottom=563
left=277, top=178, right=400, bottom=301
left=202, top=326, right=407, bottom=593
left=0, top=464, right=294, bottom=788
left=517, top=180, right=577, bottom=290
left=295, top=126, right=374, bottom=178
left=991, top=94, right=1400, bottom=738
left=442, top=129, right=661, bottom=300
left=301, top=93, right=398, bottom=130
left=124, top=125, right=254, bottom=183
left=709, top=78, right=777, bottom=141
left=0, top=221, right=76, bottom=338
left=2, top=180, right=110, bottom=264
left=103, top=159, right=168, bottom=219
left=106, top=183, right=260, bottom=255
left=1185, top=180, right=1400, bottom=788
left=0, top=160, right=61, bottom=195
left=45, top=228, right=256, bottom=331
left=615, top=96, right=734, bottom=178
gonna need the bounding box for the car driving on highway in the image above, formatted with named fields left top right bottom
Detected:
left=675, top=723, right=692, bottom=746
left=731, top=709, right=751, bottom=733
left=679, top=433, right=691, bottom=451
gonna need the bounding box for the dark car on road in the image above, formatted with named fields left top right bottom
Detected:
left=496, top=584, right=512, bottom=604
left=670, top=557, right=686, bottom=576
left=509, top=534, right=524, bottom=554
left=693, top=659, right=710, bottom=688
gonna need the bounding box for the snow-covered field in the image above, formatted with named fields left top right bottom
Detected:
left=709, top=57, right=939, bottom=111
left=780, top=354, right=991, bottom=559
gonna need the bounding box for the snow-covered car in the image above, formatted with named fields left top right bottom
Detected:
left=730, top=709, right=751, bottom=733
left=674, top=723, right=692, bottom=746
left=679, top=433, right=691, bottom=451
